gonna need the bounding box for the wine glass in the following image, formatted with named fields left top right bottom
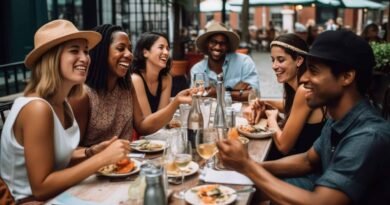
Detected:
left=195, top=128, right=219, bottom=169
left=193, top=72, right=209, bottom=95
left=173, top=140, right=192, bottom=199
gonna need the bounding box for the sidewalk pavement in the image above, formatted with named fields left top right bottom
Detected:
left=250, top=51, right=283, bottom=99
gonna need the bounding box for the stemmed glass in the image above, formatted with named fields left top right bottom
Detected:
left=195, top=128, right=219, bottom=169
left=173, top=139, right=192, bottom=199
left=193, top=72, right=209, bottom=95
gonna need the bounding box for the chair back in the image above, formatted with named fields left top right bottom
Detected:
left=0, top=101, right=13, bottom=133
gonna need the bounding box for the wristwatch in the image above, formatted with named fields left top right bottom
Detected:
left=239, top=89, right=244, bottom=97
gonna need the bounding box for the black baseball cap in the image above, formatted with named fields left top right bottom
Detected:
left=304, top=30, right=375, bottom=73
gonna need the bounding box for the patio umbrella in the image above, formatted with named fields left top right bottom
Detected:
left=229, top=0, right=385, bottom=9
left=199, top=0, right=241, bottom=12
left=340, top=0, right=385, bottom=9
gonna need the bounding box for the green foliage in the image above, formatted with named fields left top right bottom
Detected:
left=371, top=42, right=390, bottom=74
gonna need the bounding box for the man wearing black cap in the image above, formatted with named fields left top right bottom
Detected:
left=217, top=30, right=390, bottom=204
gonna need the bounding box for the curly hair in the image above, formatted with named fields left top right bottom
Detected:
left=87, top=24, right=131, bottom=92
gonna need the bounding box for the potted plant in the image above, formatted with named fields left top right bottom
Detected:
left=369, top=42, right=390, bottom=107
left=371, top=42, right=390, bottom=75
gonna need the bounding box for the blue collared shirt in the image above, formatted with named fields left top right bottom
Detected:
left=313, top=99, right=390, bottom=204
left=190, top=53, right=260, bottom=91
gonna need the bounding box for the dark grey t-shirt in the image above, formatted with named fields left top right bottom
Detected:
left=313, top=100, right=390, bottom=204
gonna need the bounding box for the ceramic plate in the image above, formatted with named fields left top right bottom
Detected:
left=185, top=184, right=237, bottom=205
left=131, top=139, right=166, bottom=153
left=237, top=127, right=275, bottom=139
left=167, top=161, right=199, bottom=178
left=97, top=159, right=141, bottom=178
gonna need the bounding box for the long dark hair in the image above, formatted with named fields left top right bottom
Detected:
left=271, top=34, right=309, bottom=126
left=87, top=24, right=131, bottom=92
left=131, top=32, right=171, bottom=77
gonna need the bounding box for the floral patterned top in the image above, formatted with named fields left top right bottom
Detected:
left=80, top=85, right=133, bottom=147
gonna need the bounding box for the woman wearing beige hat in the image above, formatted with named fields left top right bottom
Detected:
left=0, top=19, right=131, bottom=202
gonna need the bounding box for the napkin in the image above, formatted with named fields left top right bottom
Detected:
left=232, top=102, right=242, bottom=113
left=199, top=167, right=254, bottom=185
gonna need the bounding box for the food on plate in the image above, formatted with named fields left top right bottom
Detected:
left=166, top=161, right=193, bottom=176
left=239, top=124, right=268, bottom=133
left=166, top=118, right=181, bottom=129
left=194, top=185, right=231, bottom=204
left=132, top=140, right=163, bottom=151
left=98, top=158, right=135, bottom=174
left=227, top=127, right=239, bottom=140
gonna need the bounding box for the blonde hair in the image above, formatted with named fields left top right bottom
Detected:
left=24, top=44, right=83, bottom=100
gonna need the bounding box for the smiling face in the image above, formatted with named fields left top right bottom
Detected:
left=143, top=36, right=170, bottom=70
left=270, top=46, right=302, bottom=85
left=300, top=58, right=344, bottom=108
left=207, top=34, right=228, bottom=62
left=60, top=38, right=90, bottom=85
left=108, top=31, right=133, bottom=78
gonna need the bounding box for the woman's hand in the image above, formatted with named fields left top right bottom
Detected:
left=89, top=136, right=118, bottom=155
left=265, top=109, right=279, bottom=129
left=247, top=99, right=266, bottom=125
left=98, top=139, right=131, bottom=165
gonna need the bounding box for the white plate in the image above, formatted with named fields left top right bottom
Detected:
left=238, top=127, right=275, bottom=139
left=185, top=184, right=237, bottom=205
left=97, top=159, right=141, bottom=178
left=131, top=139, right=166, bottom=153
left=167, top=161, right=199, bottom=178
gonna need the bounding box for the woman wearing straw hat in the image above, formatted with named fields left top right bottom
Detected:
left=190, top=22, right=259, bottom=101
left=0, top=19, right=131, bottom=202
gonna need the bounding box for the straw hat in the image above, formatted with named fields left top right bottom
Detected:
left=24, top=19, right=102, bottom=69
left=196, top=22, right=240, bottom=53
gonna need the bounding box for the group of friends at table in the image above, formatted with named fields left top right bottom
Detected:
left=0, top=18, right=389, bottom=205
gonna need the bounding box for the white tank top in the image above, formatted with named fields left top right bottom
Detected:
left=0, top=97, right=80, bottom=200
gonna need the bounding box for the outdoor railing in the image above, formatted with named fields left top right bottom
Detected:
left=0, top=61, right=30, bottom=96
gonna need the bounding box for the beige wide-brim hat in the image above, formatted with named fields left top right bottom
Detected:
left=196, top=22, right=240, bottom=54
left=24, top=19, right=102, bottom=69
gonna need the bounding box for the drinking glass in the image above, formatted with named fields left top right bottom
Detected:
left=195, top=128, right=219, bottom=169
left=173, top=140, right=192, bottom=199
left=248, top=88, right=261, bottom=105
left=200, top=98, right=211, bottom=128
left=193, top=72, right=209, bottom=94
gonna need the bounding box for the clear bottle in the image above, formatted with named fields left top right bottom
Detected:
left=214, top=74, right=227, bottom=129
left=224, top=91, right=233, bottom=108
left=143, top=168, right=167, bottom=205
left=187, top=94, right=203, bottom=150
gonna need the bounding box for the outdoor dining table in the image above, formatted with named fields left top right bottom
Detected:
left=47, top=103, right=273, bottom=205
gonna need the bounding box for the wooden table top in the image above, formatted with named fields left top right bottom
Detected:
left=47, top=134, right=271, bottom=205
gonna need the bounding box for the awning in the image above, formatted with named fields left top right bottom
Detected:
left=229, top=0, right=314, bottom=6
left=341, top=0, right=386, bottom=9
left=229, top=0, right=386, bottom=9
left=200, top=0, right=241, bottom=13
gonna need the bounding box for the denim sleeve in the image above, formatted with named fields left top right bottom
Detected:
left=315, top=131, right=383, bottom=202
left=240, top=56, right=260, bottom=90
